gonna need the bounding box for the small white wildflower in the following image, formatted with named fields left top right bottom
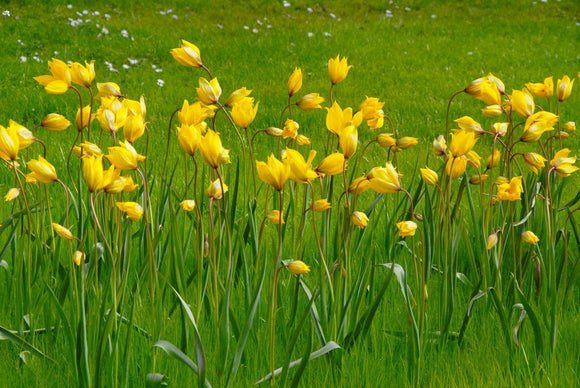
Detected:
left=19, top=56, right=27, bottom=63
left=104, top=13, right=111, bottom=20
left=54, top=51, right=59, bottom=55
left=467, top=52, right=473, bottom=56
left=121, top=29, right=129, bottom=38
left=172, top=14, right=178, bottom=20
left=217, top=23, right=223, bottom=29
left=122, top=64, right=130, bottom=69
left=155, top=68, right=163, bottom=73
left=167, top=9, right=173, bottom=14
left=93, top=11, right=100, bottom=16
left=67, top=4, right=73, bottom=9
left=283, top=1, right=291, bottom=7
left=307, top=7, right=313, bottom=12
left=76, top=11, right=82, bottom=17
left=256, top=19, right=262, bottom=25
left=82, top=10, right=88, bottom=15
left=2, top=10, right=10, bottom=17
left=307, top=32, right=314, bottom=38
left=431, top=14, right=437, bottom=18
left=267, top=24, right=272, bottom=29
left=33, top=56, right=40, bottom=62
left=159, top=11, right=166, bottom=15
left=102, top=27, right=109, bottom=34
left=243, top=25, right=249, bottom=30
left=151, top=64, right=157, bottom=68
left=324, top=31, right=332, bottom=37
left=157, top=79, right=165, bottom=87
left=329, top=12, right=336, bottom=18
left=252, top=28, right=259, bottom=33
left=128, top=58, right=138, bottom=65
left=405, top=7, right=411, bottom=11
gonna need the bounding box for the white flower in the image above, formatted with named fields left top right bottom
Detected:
left=157, top=79, right=165, bottom=87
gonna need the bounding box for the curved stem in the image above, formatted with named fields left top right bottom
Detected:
left=162, top=107, right=182, bottom=177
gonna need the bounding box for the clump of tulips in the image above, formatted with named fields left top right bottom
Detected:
left=0, top=40, right=577, bottom=387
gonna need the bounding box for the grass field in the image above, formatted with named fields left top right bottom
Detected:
left=0, top=1, right=579, bottom=387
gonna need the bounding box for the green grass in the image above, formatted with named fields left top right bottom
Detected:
left=0, top=0, right=579, bottom=387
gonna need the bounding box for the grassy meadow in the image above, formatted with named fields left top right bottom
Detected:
left=0, top=0, right=579, bottom=386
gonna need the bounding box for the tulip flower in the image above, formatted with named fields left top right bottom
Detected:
left=449, top=130, right=477, bottom=158
left=96, top=82, right=122, bottom=98
left=72, top=251, right=85, bottom=266
left=339, top=125, right=358, bottom=159
left=358, top=97, right=385, bottom=120
left=179, top=100, right=215, bottom=126
left=267, top=210, right=284, bottom=225
left=80, top=142, right=104, bottom=156
left=550, top=148, right=578, bottom=177
left=295, top=134, right=311, bottom=146
left=226, top=87, right=252, bottom=108
left=197, top=77, right=221, bottom=105
left=491, top=122, right=509, bottom=137
left=396, top=221, right=417, bottom=237
left=266, top=127, right=283, bottom=137
left=287, top=67, right=302, bottom=96
left=420, top=167, right=438, bottom=186
left=557, top=75, right=574, bottom=102
left=199, top=129, right=230, bottom=168
left=368, top=163, right=402, bottom=193
left=478, top=81, right=501, bottom=106
left=326, top=102, right=363, bottom=136
left=520, top=111, right=558, bottom=142
left=177, top=123, right=202, bottom=156
left=351, top=211, right=369, bottom=228
left=231, top=97, right=259, bottom=128
left=41, top=113, right=71, bottom=131
left=4, top=188, right=20, bottom=202
left=432, top=135, right=447, bottom=156
left=287, top=260, right=310, bottom=275
left=328, top=55, right=352, bottom=85
left=281, top=119, right=299, bottom=139
left=123, top=95, right=147, bottom=119
left=564, top=121, right=576, bottom=133
left=256, top=154, right=290, bottom=191
left=52, top=223, right=75, bottom=240
left=104, top=174, right=137, bottom=195
left=28, top=156, right=58, bottom=183
left=487, top=233, right=498, bottom=250
left=446, top=155, right=468, bottom=179
left=171, top=40, right=203, bottom=67
left=312, top=199, right=331, bottom=213
left=296, top=93, right=324, bottom=110
left=521, top=231, right=539, bottom=245
left=394, top=137, right=418, bottom=151
left=482, top=105, right=503, bottom=118
left=82, top=154, right=105, bottom=192
left=523, top=153, right=547, bottom=174
left=509, top=89, right=535, bottom=118
left=526, top=76, right=553, bottom=98
left=123, top=113, right=146, bottom=143
left=180, top=200, right=196, bottom=212
left=496, top=176, right=523, bottom=201
left=469, top=174, right=488, bottom=184
left=70, top=60, right=96, bottom=87
left=284, top=149, right=318, bottom=183
left=316, top=153, right=345, bottom=176
left=349, top=176, right=371, bottom=194
left=366, top=110, right=385, bottom=130
left=207, top=178, right=228, bottom=199
left=106, top=141, right=146, bottom=170
left=486, top=150, right=501, bottom=169
left=76, top=105, right=92, bottom=131
left=377, top=133, right=396, bottom=147
left=116, top=202, right=144, bottom=221
left=34, top=58, right=71, bottom=94
left=8, top=121, right=34, bottom=151
left=0, top=125, right=19, bottom=161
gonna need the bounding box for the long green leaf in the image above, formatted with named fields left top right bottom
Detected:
left=0, top=325, right=54, bottom=362
left=153, top=340, right=212, bottom=388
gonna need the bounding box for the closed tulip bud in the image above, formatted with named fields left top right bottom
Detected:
left=521, top=231, right=539, bottom=245
left=486, top=150, right=501, bottom=169
left=72, top=250, right=85, bottom=266
left=0, top=125, right=20, bottom=161
left=377, top=133, right=396, bottom=147
left=296, top=134, right=311, bottom=146
left=557, top=75, right=574, bottom=102
left=287, top=260, right=310, bottom=275
left=486, top=233, right=498, bottom=250
left=420, top=167, right=438, bottom=186
left=555, top=131, right=569, bottom=140
left=495, top=176, right=509, bottom=185
left=76, top=105, right=91, bottom=131
left=349, top=176, right=370, bottom=194
left=450, top=130, right=477, bottom=158
left=41, top=113, right=71, bottom=131
left=226, top=87, right=252, bottom=108
left=267, top=210, right=284, bottom=225
left=482, top=105, right=503, bottom=118
left=317, top=153, right=345, bottom=176
left=116, top=202, right=144, bottom=221
left=510, top=89, right=535, bottom=118
left=281, top=119, right=299, bottom=139
left=266, top=127, right=283, bottom=137
left=96, top=82, right=122, bottom=98
left=339, top=125, right=358, bottom=159
left=564, top=121, right=576, bottom=133
left=124, top=113, right=146, bottom=143
left=523, top=152, right=547, bottom=174
left=199, top=129, right=230, bottom=168
left=297, top=93, right=325, bottom=110
left=328, top=55, right=352, bottom=85
left=312, top=199, right=331, bottom=213
left=180, top=200, right=196, bottom=212
left=352, top=211, right=369, bottom=227
left=177, top=123, right=202, bottom=156
left=469, top=174, right=488, bottom=184
left=52, top=223, right=74, bottom=240
left=432, top=135, right=447, bottom=156
left=28, top=156, right=58, bottom=183
left=197, top=77, right=221, bottom=105
left=231, top=97, right=259, bottom=129
left=171, top=40, right=203, bottom=67
left=551, top=148, right=579, bottom=177
left=207, top=178, right=228, bottom=199
left=395, top=137, right=418, bottom=150
left=82, top=154, right=105, bottom=192
left=106, top=141, right=145, bottom=171
left=70, top=60, right=96, bottom=88
left=446, top=155, right=468, bottom=179
left=492, top=122, right=509, bottom=137
left=287, top=67, right=302, bottom=96
left=478, top=81, right=501, bottom=106
left=396, top=221, right=417, bottom=237
left=4, top=188, right=20, bottom=202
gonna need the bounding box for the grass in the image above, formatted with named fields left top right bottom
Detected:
left=0, top=0, right=579, bottom=387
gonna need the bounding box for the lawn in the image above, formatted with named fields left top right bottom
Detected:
left=0, top=0, right=579, bottom=387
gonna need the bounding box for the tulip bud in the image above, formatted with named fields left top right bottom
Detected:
left=486, top=150, right=501, bottom=169
left=521, top=231, right=539, bottom=245
left=73, top=251, right=85, bottom=266
left=52, top=223, right=75, bottom=240
left=377, top=133, right=396, bottom=147
left=312, top=199, right=331, bottom=213
left=116, top=201, right=144, bottom=221
left=76, top=105, right=91, bottom=131
left=266, top=127, right=283, bottom=137
left=297, top=93, right=324, bottom=110
left=287, top=67, right=302, bottom=96
left=486, top=232, right=498, bottom=250
left=4, top=188, right=20, bottom=202
left=180, top=200, right=196, bottom=212
left=41, top=113, right=71, bottom=131
left=557, top=75, right=574, bottom=102
left=171, top=40, right=203, bottom=67
left=469, top=174, right=488, bottom=185
left=267, top=210, right=284, bottom=225
left=352, top=212, right=369, bottom=228
left=420, top=167, right=438, bottom=186
left=396, top=137, right=418, bottom=150
left=396, top=221, right=417, bottom=237
left=564, top=121, right=576, bottom=133
left=287, top=260, right=310, bottom=275
left=317, top=153, right=345, bottom=176
left=432, top=135, right=447, bottom=156
left=482, top=105, right=503, bottom=118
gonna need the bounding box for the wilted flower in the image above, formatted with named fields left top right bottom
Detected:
left=433, top=135, right=447, bottom=156
left=180, top=200, right=196, bottom=212
left=281, top=119, right=299, bottom=139
left=4, top=188, right=20, bottom=202
left=73, top=250, right=85, bottom=266
left=396, top=221, right=417, bottom=237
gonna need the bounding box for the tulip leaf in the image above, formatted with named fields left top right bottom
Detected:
left=153, top=340, right=212, bottom=388
left=0, top=325, right=54, bottom=362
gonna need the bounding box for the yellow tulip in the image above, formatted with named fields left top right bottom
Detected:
left=328, top=55, right=352, bottom=85
left=123, top=95, right=147, bottom=119
left=284, top=149, right=318, bottom=183
left=80, top=141, right=104, bottom=156
left=420, top=167, right=438, bottom=186
left=486, top=150, right=501, bottom=169
left=256, top=154, right=290, bottom=190
left=495, top=176, right=509, bottom=185
left=366, top=110, right=384, bottom=130
left=287, top=260, right=310, bottom=275
left=287, top=67, right=302, bottom=96
left=449, top=130, right=477, bottom=158
left=4, top=188, right=20, bottom=202
left=296, top=93, right=324, bottom=110
left=177, top=123, right=202, bottom=156
left=8, top=121, right=34, bottom=151
left=34, top=58, right=71, bottom=94
left=41, top=113, right=71, bottom=131
left=0, top=125, right=19, bottom=161
left=351, top=211, right=369, bottom=228
left=70, top=60, right=95, bottom=87
left=266, top=127, right=283, bottom=137
left=179, top=100, right=215, bottom=126
left=521, top=231, right=539, bottom=245
left=207, top=178, right=228, bottom=199
left=432, top=135, right=447, bottom=156
left=231, top=97, right=259, bottom=128
left=123, top=113, right=146, bottom=143
left=296, top=134, right=311, bottom=146
left=28, top=156, right=58, bottom=183
left=73, top=251, right=85, bottom=266
left=197, top=77, right=221, bottom=105
left=52, top=223, right=75, bottom=240
left=106, top=141, right=145, bottom=171
left=487, top=73, right=505, bottom=94
left=180, top=200, right=196, bottom=212
left=455, top=116, right=484, bottom=135
left=171, top=40, right=203, bottom=67
left=339, top=125, right=358, bottom=159
left=312, top=199, right=331, bottom=213
left=510, top=89, right=535, bottom=118
left=316, top=153, right=345, bottom=176
left=226, top=87, right=252, bottom=108
left=557, top=75, right=574, bottom=102
left=478, top=81, right=501, bottom=106
left=396, top=221, right=417, bottom=237
left=116, top=202, right=144, bottom=221
left=267, top=210, right=284, bottom=225
left=104, top=174, right=137, bottom=195
left=491, top=122, right=509, bottom=137
left=96, top=82, right=122, bottom=98
left=520, top=111, right=558, bottom=142
left=368, top=163, right=402, bottom=193
left=482, top=105, right=503, bottom=118
left=76, top=105, right=92, bottom=131
left=523, top=152, right=547, bottom=174
left=395, top=137, right=418, bottom=150
left=377, top=133, right=396, bottom=147
left=469, top=174, right=488, bottom=184
left=564, top=121, right=576, bottom=133
left=487, top=233, right=498, bottom=250
left=82, top=154, right=105, bottom=192
left=281, top=119, right=299, bottom=139
left=199, top=129, right=230, bottom=168
left=496, top=176, right=523, bottom=201
left=349, top=176, right=370, bottom=194
left=446, top=156, right=468, bottom=179
left=358, top=97, right=385, bottom=120
left=526, top=76, right=553, bottom=98
left=326, top=101, right=363, bottom=136
left=550, top=148, right=578, bottom=177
